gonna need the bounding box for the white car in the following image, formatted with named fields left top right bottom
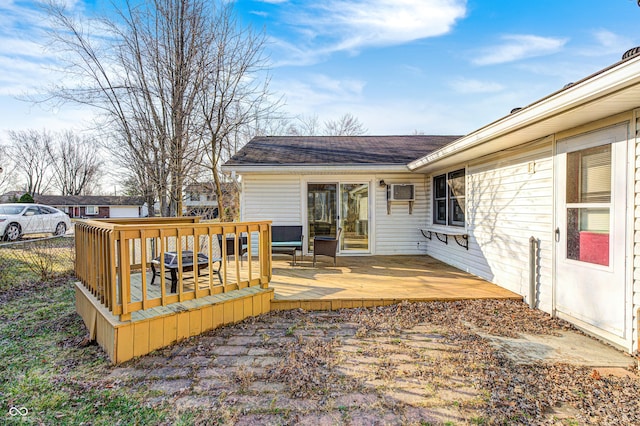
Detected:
left=0, top=203, right=72, bottom=241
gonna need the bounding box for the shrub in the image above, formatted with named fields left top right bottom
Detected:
left=0, top=237, right=75, bottom=287
left=19, top=192, right=34, bottom=203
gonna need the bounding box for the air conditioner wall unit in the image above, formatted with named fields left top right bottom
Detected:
left=387, top=184, right=415, bottom=201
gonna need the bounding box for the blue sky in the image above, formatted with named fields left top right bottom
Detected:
left=1, top=0, right=639, bottom=137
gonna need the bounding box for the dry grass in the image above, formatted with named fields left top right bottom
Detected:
left=4, top=280, right=639, bottom=425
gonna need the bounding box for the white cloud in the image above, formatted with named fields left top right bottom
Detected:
left=576, top=29, right=632, bottom=58
left=449, top=78, right=504, bottom=94
left=0, top=0, right=102, bottom=132
left=271, top=0, right=467, bottom=65
left=274, top=74, right=366, bottom=112
left=473, top=34, right=568, bottom=66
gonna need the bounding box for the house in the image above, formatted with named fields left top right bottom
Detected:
left=224, top=135, right=461, bottom=254
left=183, top=182, right=223, bottom=219
left=224, top=49, right=640, bottom=355
left=34, top=195, right=147, bottom=218
left=0, top=191, right=26, bottom=203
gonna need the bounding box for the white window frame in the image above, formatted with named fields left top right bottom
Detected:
left=85, top=206, right=99, bottom=215
left=432, top=168, right=466, bottom=228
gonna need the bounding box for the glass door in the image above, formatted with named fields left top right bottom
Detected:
left=307, top=182, right=370, bottom=254
left=340, top=183, right=369, bottom=252
left=307, top=183, right=338, bottom=252
left=554, top=123, right=627, bottom=339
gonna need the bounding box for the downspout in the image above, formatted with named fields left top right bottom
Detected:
left=529, top=236, right=538, bottom=309
left=551, top=134, right=558, bottom=318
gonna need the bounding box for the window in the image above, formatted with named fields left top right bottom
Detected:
left=85, top=206, right=98, bottom=215
left=25, top=206, right=41, bottom=216
left=432, top=168, right=466, bottom=227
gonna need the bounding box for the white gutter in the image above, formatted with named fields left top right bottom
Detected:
left=408, top=55, right=640, bottom=171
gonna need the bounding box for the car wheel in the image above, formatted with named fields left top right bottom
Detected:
left=54, top=222, right=67, bottom=236
left=4, top=223, right=21, bottom=241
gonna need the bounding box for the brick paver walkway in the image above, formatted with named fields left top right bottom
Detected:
left=104, top=302, right=637, bottom=425
left=108, top=310, right=483, bottom=424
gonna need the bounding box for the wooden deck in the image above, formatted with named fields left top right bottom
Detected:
left=127, top=254, right=520, bottom=305
left=269, top=254, right=521, bottom=310
left=86, top=253, right=519, bottom=363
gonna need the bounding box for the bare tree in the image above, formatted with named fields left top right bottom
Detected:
left=7, top=129, right=53, bottom=195
left=198, top=3, right=280, bottom=221
left=120, top=171, right=156, bottom=216
left=0, top=144, right=17, bottom=195
left=270, top=113, right=367, bottom=137
left=44, top=0, right=276, bottom=218
left=323, top=113, right=368, bottom=136
left=46, top=131, right=103, bottom=195
left=45, top=0, right=215, bottom=216
left=285, top=114, right=321, bottom=136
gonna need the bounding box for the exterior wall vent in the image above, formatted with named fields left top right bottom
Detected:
left=622, top=46, right=640, bottom=60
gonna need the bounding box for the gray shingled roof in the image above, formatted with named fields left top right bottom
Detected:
left=34, top=195, right=146, bottom=206
left=225, top=135, right=462, bottom=166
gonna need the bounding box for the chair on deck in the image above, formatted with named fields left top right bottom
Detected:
left=313, top=228, right=342, bottom=267
left=217, top=234, right=248, bottom=265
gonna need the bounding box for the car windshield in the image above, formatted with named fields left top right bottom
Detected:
left=0, top=206, right=25, bottom=215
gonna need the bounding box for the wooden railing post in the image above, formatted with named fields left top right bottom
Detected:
left=118, top=232, right=131, bottom=321
left=260, top=223, right=272, bottom=286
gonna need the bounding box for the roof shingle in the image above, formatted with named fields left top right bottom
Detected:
left=34, top=195, right=146, bottom=206
left=225, top=135, right=462, bottom=166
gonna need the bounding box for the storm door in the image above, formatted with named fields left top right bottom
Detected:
left=554, top=123, right=628, bottom=341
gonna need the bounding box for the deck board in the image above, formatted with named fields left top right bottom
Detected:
left=269, top=254, right=520, bottom=301
left=127, top=254, right=520, bottom=316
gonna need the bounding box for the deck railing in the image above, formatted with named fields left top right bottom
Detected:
left=75, top=217, right=272, bottom=321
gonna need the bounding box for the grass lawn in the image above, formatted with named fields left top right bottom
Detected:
left=2, top=237, right=639, bottom=425
left=0, top=241, right=192, bottom=425
left=0, top=278, right=191, bottom=424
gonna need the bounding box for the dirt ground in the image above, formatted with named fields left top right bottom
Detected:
left=107, top=300, right=639, bottom=425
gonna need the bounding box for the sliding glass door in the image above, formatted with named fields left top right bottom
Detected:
left=307, top=183, right=338, bottom=252
left=339, top=183, right=369, bottom=252
left=307, top=182, right=369, bottom=254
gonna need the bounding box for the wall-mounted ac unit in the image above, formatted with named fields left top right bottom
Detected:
left=387, top=184, right=415, bottom=201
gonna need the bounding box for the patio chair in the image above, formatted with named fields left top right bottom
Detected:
left=217, top=234, right=248, bottom=265
left=313, top=228, right=342, bottom=267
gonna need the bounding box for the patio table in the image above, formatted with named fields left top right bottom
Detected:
left=150, top=250, right=221, bottom=292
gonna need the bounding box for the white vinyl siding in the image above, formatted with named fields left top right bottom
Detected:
left=375, top=175, right=428, bottom=255
left=426, top=140, right=554, bottom=312
left=239, top=172, right=428, bottom=255
left=241, top=174, right=302, bottom=225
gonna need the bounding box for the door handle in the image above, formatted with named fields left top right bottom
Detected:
left=555, top=227, right=560, bottom=242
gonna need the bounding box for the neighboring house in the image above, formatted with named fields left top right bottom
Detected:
left=184, top=182, right=219, bottom=219
left=0, top=191, right=25, bottom=203
left=224, top=49, right=640, bottom=354
left=34, top=195, right=147, bottom=218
